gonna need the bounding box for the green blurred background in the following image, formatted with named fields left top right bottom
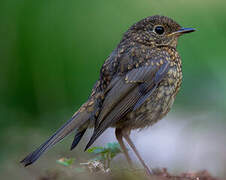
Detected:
left=0, top=0, right=226, bottom=179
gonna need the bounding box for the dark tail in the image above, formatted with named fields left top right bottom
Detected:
left=20, top=110, right=90, bottom=167
left=70, top=128, right=87, bottom=150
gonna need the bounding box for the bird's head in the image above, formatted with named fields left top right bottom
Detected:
left=124, top=15, right=195, bottom=48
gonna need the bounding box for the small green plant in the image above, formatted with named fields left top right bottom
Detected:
left=87, top=142, right=122, bottom=169
left=56, top=142, right=121, bottom=173
left=57, top=157, right=75, bottom=167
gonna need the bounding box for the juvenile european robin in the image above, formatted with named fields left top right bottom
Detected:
left=21, top=15, right=195, bottom=175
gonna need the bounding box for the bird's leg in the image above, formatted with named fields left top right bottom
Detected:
left=122, top=130, right=153, bottom=176
left=115, top=128, right=133, bottom=168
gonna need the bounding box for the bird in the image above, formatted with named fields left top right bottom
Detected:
left=20, top=15, right=195, bottom=175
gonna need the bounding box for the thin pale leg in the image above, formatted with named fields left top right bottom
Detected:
left=115, top=128, right=133, bottom=168
left=122, top=130, right=153, bottom=176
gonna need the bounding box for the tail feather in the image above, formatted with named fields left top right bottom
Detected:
left=20, top=110, right=90, bottom=167
left=70, top=128, right=87, bottom=150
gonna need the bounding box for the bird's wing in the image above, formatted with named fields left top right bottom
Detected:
left=85, top=59, right=170, bottom=150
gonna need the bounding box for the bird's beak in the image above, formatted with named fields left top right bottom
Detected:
left=176, top=27, right=196, bottom=34
left=168, top=28, right=196, bottom=36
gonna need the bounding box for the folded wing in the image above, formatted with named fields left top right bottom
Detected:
left=85, top=59, right=170, bottom=150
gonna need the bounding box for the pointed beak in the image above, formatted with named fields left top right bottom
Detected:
left=176, top=27, right=196, bottom=34
left=168, top=27, right=196, bottom=36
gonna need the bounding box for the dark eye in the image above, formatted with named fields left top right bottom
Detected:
left=154, top=26, right=165, bottom=35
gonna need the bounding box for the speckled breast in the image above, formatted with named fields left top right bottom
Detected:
left=120, top=59, right=182, bottom=130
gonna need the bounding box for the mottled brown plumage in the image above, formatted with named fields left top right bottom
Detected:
left=21, top=15, right=195, bottom=175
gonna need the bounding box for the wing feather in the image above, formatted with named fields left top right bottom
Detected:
left=85, top=60, right=170, bottom=150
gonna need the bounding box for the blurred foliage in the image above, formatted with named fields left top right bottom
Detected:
left=56, top=142, right=121, bottom=169
left=0, top=0, right=226, bottom=177
left=87, top=142, right=121, bottom=168
left=57, top=157, right=75, bottom=167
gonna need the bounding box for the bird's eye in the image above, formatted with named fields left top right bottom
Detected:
left=154, top=26, right=165, bottom=35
